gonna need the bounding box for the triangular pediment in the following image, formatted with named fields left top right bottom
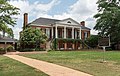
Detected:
left=56, top=18, right=79, bottom=25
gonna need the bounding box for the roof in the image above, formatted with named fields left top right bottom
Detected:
left=29, top=17, right=60, bottom=26
left=0, top=36, right=17, bottom=42
left=56, top=18, right=80, bottom=25
left=81, top=26, right=91, bottom=30
left=28, top=17, right=91, bottom=30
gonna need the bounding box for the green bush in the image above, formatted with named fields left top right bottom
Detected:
left=7, top=45, right=14, bottom=51
left=0, top=48, right=5, bottom=54
left=85, top=35, right=98, bottom=48
left=0, top=48, right=5, bottom=51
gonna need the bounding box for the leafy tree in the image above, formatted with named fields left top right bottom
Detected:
left=0, top=24, right=13, bottom=38
left=0, top=0, right=19, bottom=37
left=20, top=28, right=47, bottom=49
left=85, top=35, right=98, bottom=48
left=7, top=27, right=13, bottom=38
left=94, top=0, right=120, bottom=44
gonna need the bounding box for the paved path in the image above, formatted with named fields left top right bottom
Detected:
left=6, top=51, right=47, bottom=55
left=5, top=55, right=92, bottom=76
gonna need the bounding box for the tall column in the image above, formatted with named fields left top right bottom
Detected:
left=55, top=25, right=58, bottom=38
left=64, top=26, right=66, bottom=39
left=72, top=27, right=74, bottom=39
left=51, top=27, right=53, bottom=38
left=75, top=30, right=77, bottom=39
left=79, top=27, right=81, bottom=39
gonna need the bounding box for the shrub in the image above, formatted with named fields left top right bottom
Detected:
left=0, top=48, right=5, bottom=54
left=0, top=48, right=5, bottom=51
left=7, top=45, right=14, bottom=52
left=85, top=35, right=98, bottom=48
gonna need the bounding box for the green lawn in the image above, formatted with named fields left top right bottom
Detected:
left=0, top=55, right=48, bottom=76
left=21, top=51, right=120, bottom=76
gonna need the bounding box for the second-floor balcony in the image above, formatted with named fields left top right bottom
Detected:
left=55, top=27, right=81, bottom=39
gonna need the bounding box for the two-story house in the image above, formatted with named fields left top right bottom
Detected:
left=22, top=13, right=91, bottom=50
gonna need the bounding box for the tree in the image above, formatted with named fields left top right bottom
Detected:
left=0, top=24, right=8, bottom=37
left=7, top=28, right=13, bottom=38
left=20, top=28, right=47, bottom=49
left=0, top=23, right=13, bottom=38
left=94, top=0, right=120, bottom=44
left=0, top=0, right=19, bottom=37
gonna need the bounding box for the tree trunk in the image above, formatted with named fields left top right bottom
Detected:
left=3, top=31, right=5, bottom=37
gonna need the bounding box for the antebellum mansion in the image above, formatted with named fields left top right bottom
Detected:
left=22, top=13, right=91, bottom=50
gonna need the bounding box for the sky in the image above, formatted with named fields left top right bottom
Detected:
left=9, top=0, right=98, bottom=39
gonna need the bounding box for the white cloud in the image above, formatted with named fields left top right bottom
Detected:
left=9, top=0, right=31, bottom=19
left=70, top=0, right=92, bottom=16
left=65, top=0, right=98, bottom=35
left=9, top=0, right=60, bottom=19
left=69, top=0, right=98, bottom=21
left=34, top=0, right=60, bottom=13
left=13, top=27, right=22, bottom=39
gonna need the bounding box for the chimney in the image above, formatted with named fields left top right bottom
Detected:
left=23, top=13, right=28, bottom=30
left=80, top=21, right=85, bottom=26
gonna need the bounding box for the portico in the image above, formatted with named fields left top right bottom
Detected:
left=54, top=25, right=82, bottom=39
left=51, top=24, right=82, bottom=50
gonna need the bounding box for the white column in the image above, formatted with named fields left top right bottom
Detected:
left=72, top=27, right=74, bottom=39
left=75, top=30, right=77, bottom=39
left=64, top=26, right=66, bottom=39
left=51, top=27, right=53, bottom=38
left=55, top=25, right=58, bottom=38
left=62, top=29, right=64, bottom=38
left=79, top=27, right=81, bottom=39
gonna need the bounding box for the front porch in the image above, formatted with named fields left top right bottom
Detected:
left=53, top=38, right=82, bottom=50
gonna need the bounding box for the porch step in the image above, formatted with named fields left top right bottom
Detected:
left=46, top=40, right=51, bottom=51
left=81, top=40, right=92, bottom=49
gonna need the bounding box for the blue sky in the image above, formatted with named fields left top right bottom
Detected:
left=9, top=0, right=98, bottom=39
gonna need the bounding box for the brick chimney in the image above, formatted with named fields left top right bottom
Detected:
left=23, top=13, right=28, bottom=30
left=80, top=21, right=85, bottom=26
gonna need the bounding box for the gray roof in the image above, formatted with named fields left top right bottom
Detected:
left=81, top=26, right=91, bottom=30
left=29, top=17, right=90, bottom=30
left=0, top=36, right=17, bottom=42
left=29, top=17, right=60, bottom=25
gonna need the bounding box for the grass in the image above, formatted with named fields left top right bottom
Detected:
left=21, top=51, right=120, bottom=76
left=0, top=55, right=48, bottom=76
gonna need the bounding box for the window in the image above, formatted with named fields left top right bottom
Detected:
left=68, top=29, right=72, bottom=38
left=84, top=32, right=88, bottom=39
left=58, top=28, right=62, bottom=38
left=67, top=21, right=71, bottom=24
left=46, top=28, right=50, bottom=38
